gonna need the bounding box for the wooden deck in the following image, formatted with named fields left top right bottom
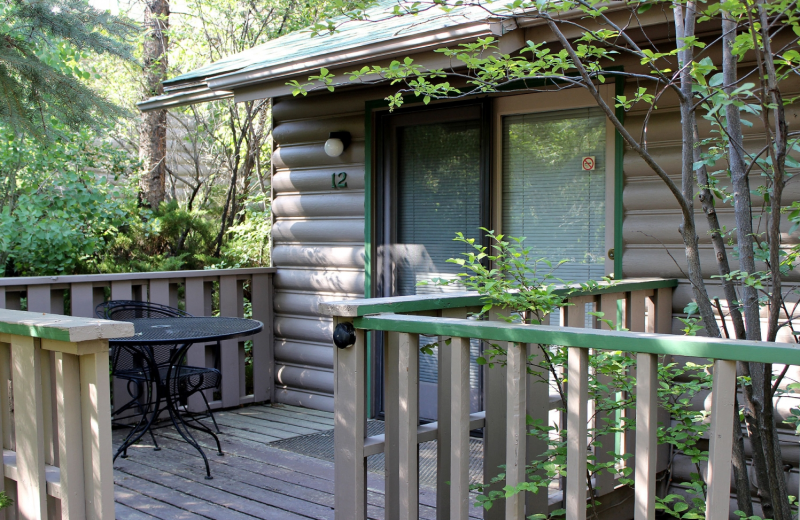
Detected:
left=112, top=404, right=483, bottom=519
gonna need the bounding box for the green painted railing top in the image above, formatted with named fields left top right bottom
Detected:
left=353, top=313, right=800, bottom=365
left=0, top=309, right=134, bottom=343
left=319, top=277, right=678, bottom=317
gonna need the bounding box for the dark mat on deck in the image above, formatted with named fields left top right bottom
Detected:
left=268, top=420, right=484, bottom=489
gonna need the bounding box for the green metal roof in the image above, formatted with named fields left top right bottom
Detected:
left=164, top=0, right=498, bottom=87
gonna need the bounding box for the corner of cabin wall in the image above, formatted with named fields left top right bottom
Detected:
left=269, top=91, right=370, bottom=411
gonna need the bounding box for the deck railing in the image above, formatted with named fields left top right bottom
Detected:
left=318, top=278, right=768, bottom=520
left=0, top=309, right=133, bottom=520
left=0, top=268, right=275, bottom=415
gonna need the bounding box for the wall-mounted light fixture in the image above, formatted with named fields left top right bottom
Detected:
left=324, top=131, right=351, bottom=157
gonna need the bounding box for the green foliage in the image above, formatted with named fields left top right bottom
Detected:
left=0, top=490, right=11, bottom=510
left=0, top=0, right=136, bottom=138
left=0, top=124, right=137, bottom=276
left=423, top=232, right=714, bottom=518
left=0, top=121, right=271, bottom=277
left=214, top=193, right=272, bottom=268
left=418, top=228, right=613, bottom=325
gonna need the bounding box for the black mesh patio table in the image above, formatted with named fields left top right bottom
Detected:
left=112, top=317, right=263, bottom=345
left=109, top=316, right=263, bottom=478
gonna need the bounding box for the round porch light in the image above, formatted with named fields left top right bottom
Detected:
left=324, top=131, right=351, bottom=157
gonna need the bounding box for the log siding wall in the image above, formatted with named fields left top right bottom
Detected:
left=271, top=89, right=375, bottom=411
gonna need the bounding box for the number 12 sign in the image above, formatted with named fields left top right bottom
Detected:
left=331, top=172, right=348, bottom=189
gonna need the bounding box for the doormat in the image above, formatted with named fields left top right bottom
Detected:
left=268, top=420, right=484, bottom=489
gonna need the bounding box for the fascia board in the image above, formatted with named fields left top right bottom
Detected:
left=137, top=87, right=233, bottom=112
left=206, top=21, right=495, bottom=91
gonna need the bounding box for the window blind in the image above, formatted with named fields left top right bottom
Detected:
left=502, top=107, right=607, bottom=285
left=395, top=120, right=483, bottom=394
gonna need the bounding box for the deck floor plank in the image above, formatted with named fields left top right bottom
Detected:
left=115, top=502, right=162, bottom=520
left=114, top=404, right=482, bottom=520
left=116, top=457, right=324, bottom=520
left=244, top=406, right=335, bottom=427
left=115, top=480, right=211, bottom=520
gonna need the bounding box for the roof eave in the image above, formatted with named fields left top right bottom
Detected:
left=205, top=20, right=498, bottom=92
left=137, top=87, right=233, bottom=113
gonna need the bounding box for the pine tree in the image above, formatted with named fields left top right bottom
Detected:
left=0, top=0, right=136, bottom=138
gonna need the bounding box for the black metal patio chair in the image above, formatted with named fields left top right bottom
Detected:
left=97, top=300, right=223, bottom=447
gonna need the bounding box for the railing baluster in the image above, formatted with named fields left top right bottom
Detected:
left=634, top=352, right=657, bottom=520
left=334, top=318, right=367, bottom=520
left=25, top=285, right=59, bottom=468
left=0, top=341, right=12, bottom=452
left=70, top=282, right=98, bottom=318
left=484, top=308, right=507, bottom=520
left=437, top=308, right=465, bottom=520
left=506, top=342, right=527, bottom=520
left=566, top=346, right=588, bottom=520
left=149, top=279, right=170, bottom=306
left=110, top=280, right=134, bottom=421
left=219, top=275, right=243, bottom=407
left=625, top=290, right=648, bottom=475
left=595, top=294, right=621, bottom=497
left=398, top=332, right=419, bottom=520
left=184, top=277, right=209, bottom=412
left=11, top=335, right=47, bottom=520
left=251, top=273, right=274, bottom=403
left=55, top=352, right=85, bottom=519
left=0, top=339, right=7, bottom=518
left=526, top=343, right=549, bottom=516
left=384, top=331, right=399, bottom=520
left=450, top=336, right=471, bottom=520
left=706, top=359, right=736, bottom=520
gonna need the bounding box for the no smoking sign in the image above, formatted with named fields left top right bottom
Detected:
left=582, top=156, right=596, bottom=171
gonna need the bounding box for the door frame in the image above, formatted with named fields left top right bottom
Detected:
left=363, top=86, right=621, bottom=418
left=371, top=98, right=492, bottom=418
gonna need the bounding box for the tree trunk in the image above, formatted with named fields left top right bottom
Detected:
left=139, top=0, right=169, bottom=209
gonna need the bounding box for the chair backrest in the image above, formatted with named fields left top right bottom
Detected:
left=98, top=300, right=193, bottom=367
left=96, top=300, right=193, bottom=320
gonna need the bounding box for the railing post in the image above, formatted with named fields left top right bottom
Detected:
left=506, top=342, right=527, bottom=520
left=705, top=359, right=736, bottom=520
left=11, top=335, right=47, bottom=520
left=451, top=336, right=471, bottom=520
left=566, top=346, right=588, bottom=520
left=634, top=352, right=657, bottom=520
left=334, top=317, right=367, bottom=520
left=398, top=332, right=419, bottom=520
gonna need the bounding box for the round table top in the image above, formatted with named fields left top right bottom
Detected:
left=109, top=316, right=263, bottom=345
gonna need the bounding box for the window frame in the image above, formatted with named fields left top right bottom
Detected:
left=492, top=87, right=618, bottom=276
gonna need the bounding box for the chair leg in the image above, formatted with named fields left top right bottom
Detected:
left=201, top=391, right=221, bottom=433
